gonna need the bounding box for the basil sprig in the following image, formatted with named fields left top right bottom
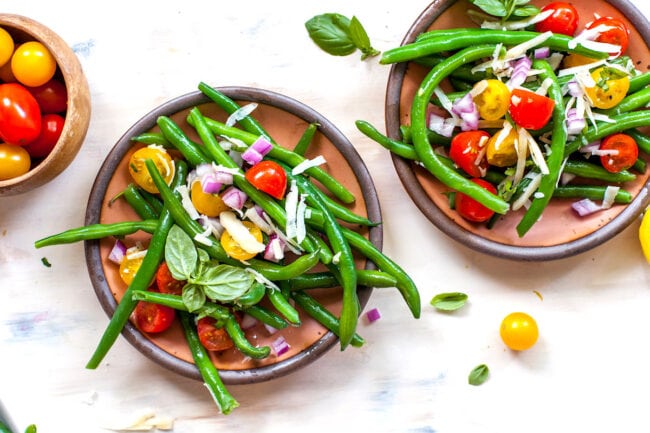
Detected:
left=164, top=225, right=256, bottom=312
left=468, top=0, right=539, bottom=21
left=305, top=13, right=380, bottom=60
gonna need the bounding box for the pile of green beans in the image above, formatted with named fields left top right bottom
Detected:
left=35, top=82, right=421, bottom=414
left=359, top=26, right=650, bottom=238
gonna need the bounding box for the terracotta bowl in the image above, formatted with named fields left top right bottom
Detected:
left=0, top=14, right=91, bottom=197
left=385, top=0, right=650, bottom=261
left=84, top=86, right=382, bottom=384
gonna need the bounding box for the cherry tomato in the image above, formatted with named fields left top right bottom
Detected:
left=508, top=88, right=554, bottom=130
left=534, top=2, right=579, bottom=36
left=128, top=146, right=175, bottom=194
left=599, top=133, right=638, bottom=173
left=27, top=78, right=68, bottom=114
left=220, top=221, right=264, bottom=261
left=587, top=16, right=630, bottom=56
left=0, top=27, right=14, bottom=68
left=244, top=160, right=287, bottom=199
left=0, top=83, right=42, bottom=146
left=486, top=126, right=518, bottom=167
left=134, top=287, right=176, bottom=334
left=454, top=178, right=497, bottom=223
left=23, top=113, right=64, bottom=158
left=449, top=130, right=490, bottom=177
left=0, top=142, right=31, bottom=180
left=191, top=180, right=229, bottom=217
left=472, top=79, right=510, bottom=121
left=500, top=312, right=539, bottom=351
left=118, top=250, right=145, bottom=285
left=197, top=317, right=234, bottom=352
left=155, top=262, right=185, bottom=296
left=584, top=67, right=630, bottom=109
left=11, top=41, right=57, bottom=87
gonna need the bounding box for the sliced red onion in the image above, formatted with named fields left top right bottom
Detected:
left=534, top=46, right=550, bottom=59
left=460, top=110, right=480, bottom=131
left=271, top=335, right=290, bottom=356
left=567, top=80, right=582, bottom=97
left=221, top=186, right=247, bottom=210
left=428, top=112, right=457, bottom=137
left=214, top=169, right=234, bottom=185
left=451, top=93, right=475, bottom=115
left=200, top=174, right=222, bottom=194
left=507, top=56, right=532, bottom=87
left=365, top=307, right=381, bottom=323
left=241, top=136, right=273, bottom=166
left=572, top=198, right=601, bottom=216
left=108, top=239, right=127, bottom=264
left=263, top=234, right=285, bottom=263
left=565, top=108, right=586, bottom=135
left=240, top=314, right=258, bottom=330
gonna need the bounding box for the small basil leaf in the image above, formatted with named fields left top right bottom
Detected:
left=199, top=264, right=255, bottom=302
left=305, top=13, right=356, bottom=57
left=182, top=283, right=206, bottom=312
left=469, top=0, right=509, bottom=17
left=348, top=16, right=380, bottom=59
left=430, top=292, right=468, bottom=311
left=469, top=364, right=490, bottom=386
left=512, top=5, right=540, bottom=16
left=165, top=225, right=197, bottom=280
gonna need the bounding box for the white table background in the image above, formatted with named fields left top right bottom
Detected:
left=2, top=1, right=650, bottom=432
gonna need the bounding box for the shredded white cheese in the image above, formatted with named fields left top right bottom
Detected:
left=602, top=186, right=620, bottom=209
left=176, top=184, right=201, bottom=220
left=284, top=180, right=299, bottom=240
left=519, top=127, right=550, bottom=175
left=245, top=267, right=281, bottom=291
left=512, top=172, right=543, bottom=211
left=292, top=155, right=327, bottom=175
left=219, top=211, right=265, bottom=254
left=226, top=103, right=258, bottom=127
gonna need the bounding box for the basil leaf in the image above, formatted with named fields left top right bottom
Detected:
left=305, top=13, right=356, bottom=57
left=348, top=16, right=380, bottom=60
left=199, top=264, right=255, bottom=302
left=182, top=283, right=206, bottom=312
left=430, top=292, right=468, bottom=311
left=512, top=5, right=540, bottom=16
left=469, top=0, right=508, bottom=17
left=165, top=225, right=197, bottom=280
left=468, top=364, right=490, bottom=386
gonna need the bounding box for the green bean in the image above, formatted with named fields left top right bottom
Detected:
left=85, top=161, right=189, bottom=370
left=290, top=290, right=364, bottom=348
left=224, top=315, right=270, bottom=359
left=293, top=122, right=319, bottom=156
left=553, top=185, right=633, bottom=203
left=563, top=159, right=636, bottom=183
left=301, top=187, right=378, bottom=227
left=634, top=157, right=646, bottom=174
left=601, top=86, right=650, bottom=117
left=234, top=282, right=265, bottom=307
left=130, top=132, right=172, bottom=147
left=410, top=44, right=510, bottom=214
left=35, top=220, right=159, bottom=247
left=567, top=110, right=650, bottom=154
left=516, top=60, right=567, bottom=237
left=266, top=287, right=301, bottom=326
left=178, top=311, right=239, bottom=414
left=113, top=183, right=160, bottom=220
left=625, top=128, right=650, bottom=155
left=381, top=29, right=608, bottom=65
left=356, top=120, right=419, bottom=160
left=131, top=290, right=231, bottom=322
left=628, top=72, right=650, bottom=94
left=305, top=229, right=334, bottom=264
left=239, top=305, right=288, bottom=330
left=287, top=269, right=398, bottom=290
left=157, top=115, right=209, bottom=167
left=414, top=55, right=488, bottom=82
left=399, top=125, right=451, bottom=146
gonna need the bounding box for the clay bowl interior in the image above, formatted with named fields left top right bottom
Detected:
left=0, top=13, right=91, bottom=197
left=84, top=86, right=382, bottom=384
left=385, top=0, right=650, bottom=261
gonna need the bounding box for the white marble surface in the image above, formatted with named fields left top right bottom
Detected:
left=2, top=1, right=650, bottom=432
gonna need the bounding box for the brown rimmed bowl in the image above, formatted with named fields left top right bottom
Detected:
left=84, top=86, right=381, bottom=384
left=385, top=0, right=650, bottom=261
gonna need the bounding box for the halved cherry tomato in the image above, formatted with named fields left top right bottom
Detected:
left=534, top=2, right=579, bottom=36
left=221, top=221, right=264, bottom=261
left=118, top=250, right=145, bottom=285
left=128, top=145, right=175, bottom=194
left=134, top=287, right=176, bottom=334
left=11, top=41, right=57, bottom=87
left=244, top=160, right=287, bottom=199
left=156, top=262, right=185, bottom=296
left=0, top=82, right=42, bottom=146
left=472, top=79, right=510, bottom=121
left=27, top=78, right=68, bottom=114
left=191, top=179, right=229, bottom=217
left=23, top=113, right=64, bottom=158
left=584, top=66, right=630, bottom=109
left=0, top=142, right=31, bottom=180
left=455, top=178, right=497, bottom=223
left=508, top=88, right=554, bottom=130
left=449, top=130, right=490, bottom=177
left=486, top=126, right=518, bottom=167
left=197, top=317, right=234, bottom=352
left=587, top=16, right=630, bottom=56
left=599, top=133, right=638, bottom=173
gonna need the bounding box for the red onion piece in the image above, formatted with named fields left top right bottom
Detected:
left=271, top=335, right=290, bottom=356
left=200, top=174, right=222, bottom=194
left=265, top=323, right=278, bottom=335
left=263, top=235, right=285, bottom=262
left=242, top=136, right=273, bottom=166
left=221, top=186, right=247, bottom=210
left=365, top=307, right=381, bottom=323
left=534, top=46, right=550, bottom=59
left=214, top=169, right=234, bottom=185
left=508, top=56, right=532, bottom=88
left=567, top=80, right=582, bottom=97
left=566, top=108, right=586, bottom=135
left=108, top=239, right=127, bottom=264
left=572, top=198, right=601, bottom=216
left=451, top=93, right=475, bottom=115
left=240, top=314, right=258, bottom=330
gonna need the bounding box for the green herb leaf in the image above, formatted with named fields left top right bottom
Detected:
left=165, top=225, right=197, bottom=280
left=198, top=264, right=255, bottom=302
left=41, top=257, right=51, bottom=268
left=182, top=283, right=206, bottom=312
left=305, top=13, right=356, bottom=57
left=469, top=364, right=490, bottom=386
left=430, top=292, right=468, bottom=311
left=512, top=4, right=540, bottom=17
left=348, top=16, right=380, bottom=60
left=469, top=0, right=509, bottom=17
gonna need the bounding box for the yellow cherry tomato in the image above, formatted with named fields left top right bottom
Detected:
left=562, top=53, right=599, bottom=68
left=0, top=143, right=31, bottom=180
left=0, top=27, right=15, bottom=68
left=486, top=126, right=519, bottom=167
left=11, top=41, right=57, bottom=87
left=639, top=209, right=650, bottom=263
left=119, top=251, right=145, bottom=285
left=500, top=312, right=539, bottom=351
left=472, top=79, right=510, bottom=121
left=220, top=221, right=264, bottom=261
left=584, top=67, right=630, bottom=109
left=128, top=146, right=175, bottom=194
left=191, top=180, right=229, bottom=217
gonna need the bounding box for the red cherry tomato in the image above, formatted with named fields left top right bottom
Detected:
left=244, top=160, right=287, bottom=199
left=587, top=16, right=630, bottom=56
left=155, top=262, right=185, bottom=296
left=27, top=78, right=68, bottom=114
left=508, top=88, right=555, bottom=130
left=455, top=178, right=497, bottom=223
left=197, top=317, right=234, bottom=352
left=134, top=288, right=176, bottom=334
left=0, top=82, right=42, bottom=146
left=449, top=130, right=490, bottom=177
left=599, top=133, right=638, bottom=173
left=22, top=113, right=64, bottom=158
left=535, top=2, right=579, bottom=36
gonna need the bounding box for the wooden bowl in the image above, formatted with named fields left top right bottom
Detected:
left=385, top=0, right=650, bottom=261
left=0, top=14, right=91, bottom=197
left=84, top=86, right=382, bottom=384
